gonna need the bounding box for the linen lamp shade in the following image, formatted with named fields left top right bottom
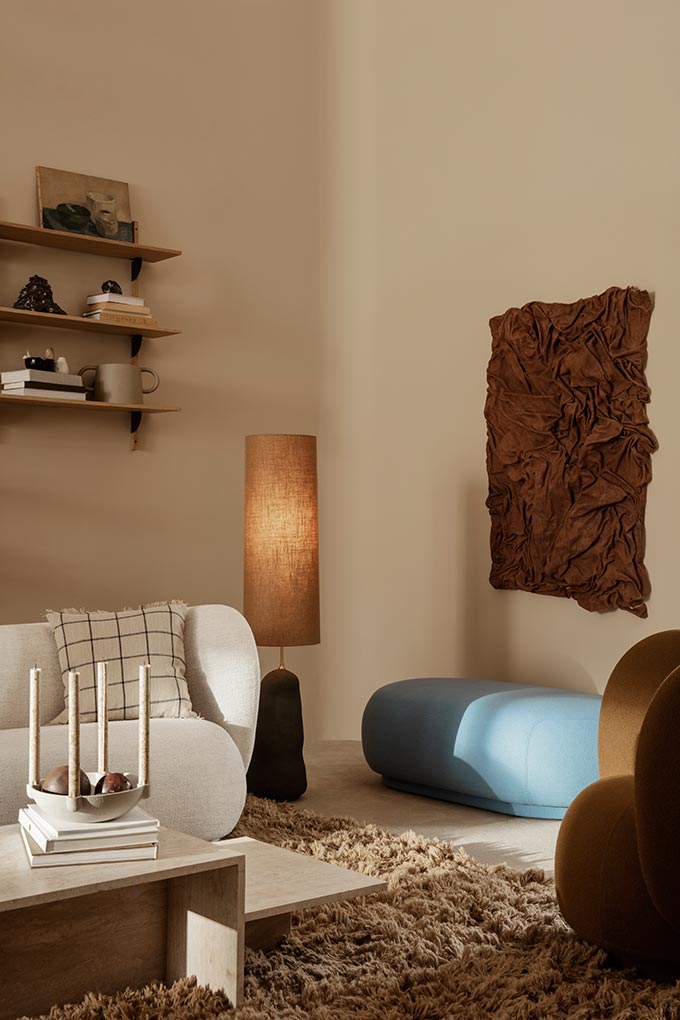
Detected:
left=244, top=434, right=320, bottom=649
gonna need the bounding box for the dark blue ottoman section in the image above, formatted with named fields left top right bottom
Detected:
left=362, top=677, right=601, bottom=819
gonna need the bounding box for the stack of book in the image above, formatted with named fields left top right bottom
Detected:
left=1, top=368, right=88, bottom=401
left=18, top=804, right=160, bottom=868
left=83, top=292, right=158, bottom=329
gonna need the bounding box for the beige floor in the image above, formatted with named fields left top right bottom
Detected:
left=302, top=740, right=560, bottom=875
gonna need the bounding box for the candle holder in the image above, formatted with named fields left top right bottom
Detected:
left=26, top=664, right=151, bottom=824
left=28, top=775, right=148, bottom=824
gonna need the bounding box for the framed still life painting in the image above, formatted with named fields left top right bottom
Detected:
left=36, top=166, right=134, bottom=243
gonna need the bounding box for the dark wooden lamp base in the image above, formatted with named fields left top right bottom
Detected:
left=246, top=668, right=307, bottom=802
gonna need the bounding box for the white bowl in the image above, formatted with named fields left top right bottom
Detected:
left=27, top=773, right=149, bottom=823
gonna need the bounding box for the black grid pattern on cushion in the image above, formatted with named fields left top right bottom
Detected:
left=47, top=603, right=196, bottom=723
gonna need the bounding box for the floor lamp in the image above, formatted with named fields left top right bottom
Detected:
left=243, top=434, right=320, bottom=802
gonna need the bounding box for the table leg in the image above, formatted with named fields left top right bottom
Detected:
left=246, top=912, right=291, bottom=950
left=166, top=859, right=245, bottom=1007
left=0, top=883, right=167, bottom=1020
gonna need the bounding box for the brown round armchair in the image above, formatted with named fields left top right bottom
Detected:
left=555, top=631, right=680, bottom=967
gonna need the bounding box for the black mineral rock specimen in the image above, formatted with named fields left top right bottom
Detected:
left=13, top=275, right=66, bottom=314
left=101, top=279, right=123, bottom=294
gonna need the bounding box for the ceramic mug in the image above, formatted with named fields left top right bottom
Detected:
left=79, top=363, right=159, bottom=404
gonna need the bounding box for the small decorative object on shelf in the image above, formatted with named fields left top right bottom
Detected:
left=23, top=349, right=55, bottom=371
left=3, top=365, right=88, bottom=400
left=26, top=662, right=151, bottom=823
left=83, top=287, right=156, bottom=327
left=55, top=356, right=70, bottom=374
left=37, top=166, right=134, bottom=242
left=101, top=279, right=123, bottom=294
left=79, top=363, right=160, bottom=404
left=14, top=275, right=66, bottom=315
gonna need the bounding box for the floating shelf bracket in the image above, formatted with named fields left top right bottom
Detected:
left=130, top=256, right=143, bottom=283
left=130, top=241, right=143, bottom=450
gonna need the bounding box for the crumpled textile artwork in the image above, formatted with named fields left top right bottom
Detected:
left=485, top=286, right=656, bottom=618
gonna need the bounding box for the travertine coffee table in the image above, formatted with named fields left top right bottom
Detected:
left=225, top=836, right=386, bottom=949
left=0, top=824, right=245, bottom=1019
left=0, top=823, right=386, bottom=1020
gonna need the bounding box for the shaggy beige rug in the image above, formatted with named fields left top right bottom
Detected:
left=22, top=796, right=680, bottom=1020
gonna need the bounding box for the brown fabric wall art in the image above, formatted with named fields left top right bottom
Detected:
left=485, top=286, right=656, bottom=617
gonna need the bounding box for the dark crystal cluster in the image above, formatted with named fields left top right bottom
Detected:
left=14, top=275, right=66, bottom=314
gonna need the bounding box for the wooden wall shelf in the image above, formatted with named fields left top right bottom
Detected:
left=0, top=220, right=181, bottom=262
left=0, top=306, right=180, bottom=340
left=1, top=215, right=181, bottom=448
left=0, top=393, right=180, bottom=414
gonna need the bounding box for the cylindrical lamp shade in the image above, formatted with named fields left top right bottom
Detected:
left=244, top=434, right=320, bottom=647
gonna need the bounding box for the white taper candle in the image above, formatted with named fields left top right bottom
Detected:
left=138, top=663, right=150, bottom=787
left=28, top=667, right=41, bottom=788
left=97, top=661, right=109, bottom=775
left=68, top=670, right=81, bottom=799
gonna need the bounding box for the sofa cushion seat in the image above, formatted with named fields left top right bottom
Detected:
left=362, top=677, right=601, bottom=819
left=3, top=717, right=245, bottom=841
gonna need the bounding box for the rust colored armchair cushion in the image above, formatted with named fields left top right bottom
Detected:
left=556, top=633, right=680, bottom=967
left=485, top=286, right=656, bottom=617
left=555, top=776, right=680, bottom=963
left=634, top=662, right=680, bottom=928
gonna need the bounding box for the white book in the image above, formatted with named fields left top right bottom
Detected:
left=21, top=828, right=158, bottom=868
left=3, top=381, right=84, bottom=393
left=18, top=809, right=158, bottom=854
left=1, top=387, right=88, bottom=401
left=1, top=369, right=83, bottom=387
left=24, top=803, right=160, bottom=840
left=83, top=309, right=151, bottom=318
left=86, top=293, right=145, bottom=306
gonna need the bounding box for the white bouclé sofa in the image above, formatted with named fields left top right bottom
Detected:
left=0, top=605, right=261, bottom=841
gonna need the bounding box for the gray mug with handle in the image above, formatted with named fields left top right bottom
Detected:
left=79, top=363, right=160, bottom=404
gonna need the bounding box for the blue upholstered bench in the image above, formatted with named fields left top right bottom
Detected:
left=362, top=677, right=601, bottom=819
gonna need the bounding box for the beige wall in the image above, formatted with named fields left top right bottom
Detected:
left=3, top=1, right=679, bottom=741
left=314, top=0, right=680, bottom=738
left=0, top=0, right=322, bottom=699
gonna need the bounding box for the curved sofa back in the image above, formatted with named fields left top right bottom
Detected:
left=0, top=606, right=260, bottom=770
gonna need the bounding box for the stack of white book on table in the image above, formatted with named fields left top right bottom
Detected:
left=1, top=369, right=88, bottom=401
left=18, top=804, right=160, bottom=868
left=83, top=292, right=158, bottom=329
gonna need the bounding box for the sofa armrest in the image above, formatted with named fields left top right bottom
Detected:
left=184, top=604, right=261, bottom=769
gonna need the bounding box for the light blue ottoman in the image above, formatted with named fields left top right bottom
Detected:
left=362, top=677, right=601, bottom=819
